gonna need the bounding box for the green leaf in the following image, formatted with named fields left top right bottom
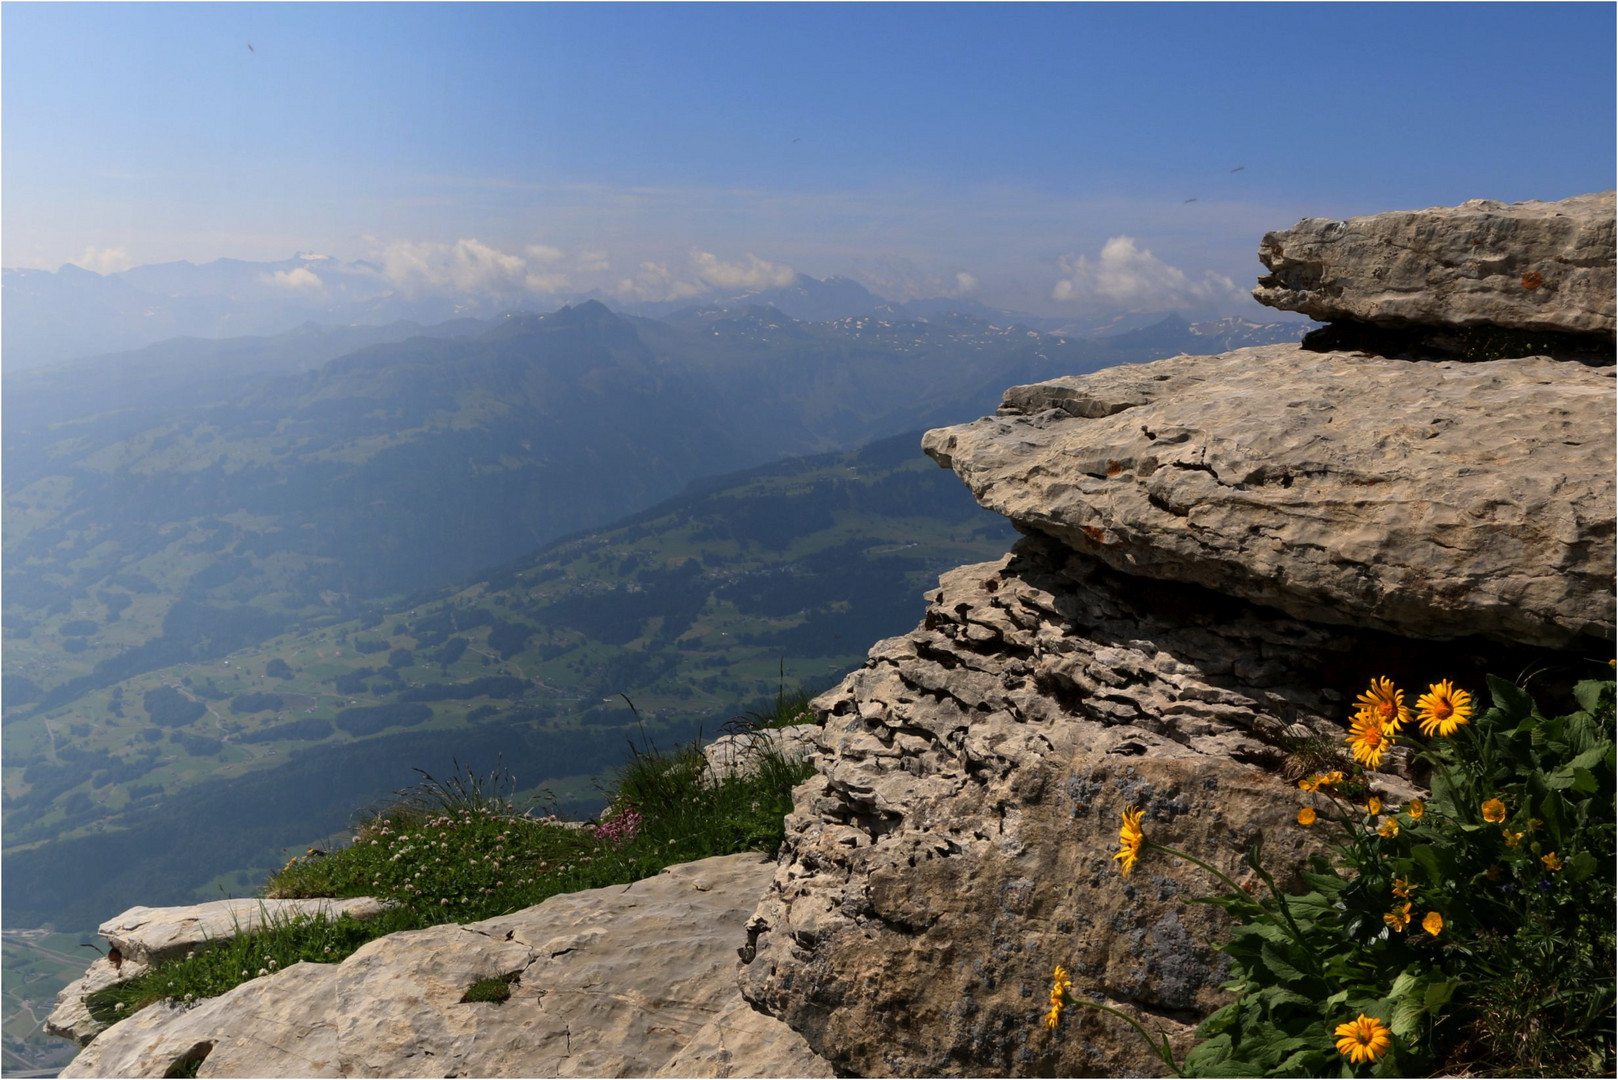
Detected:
left=1572, top=678, right=1612, bottom=716
left=1409, top=844, right=1443, bottom=884
left=1324, top=989, right=1350, bottom=1011
left=1485, top=675, right=1535, bottom=723
left=1390, top=996, right=1425, bottom=1038
left=1194, top=1002, right=1241, bottom=1038
left=1273, top=1048, right=1326, bottom=1076
left=1568, top=743, right=1612, bottom=774
left=1259, top=986, right=1314, bottom=1011
left=1570, top=766, right=1598, bottom=794
left=1183, top=1032, right=1230, bottom=1061
left=1260, top=942, right=1308, bottom=984
left=1568, top=850, right=1598, bottom=882
left=1423, top=977, right=1458, bottom=1012
left=1388, top=971, right=1419, bottom=1000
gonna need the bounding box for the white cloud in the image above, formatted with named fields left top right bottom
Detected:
left=1052, top=236, right=1242, bottom=310
left=524, top=271, right=571, bottom=293
left=845, top=258, right=981, bottom=303
left=615, top=261, right=706, bottom=302
left=373, top=238, right=569, bottom=297
left=266, top=266, right=324, bottom=291
left=689, top=250, right=796, bottom=291
left=576, top=250, right=611, bottom=273
left=67, top=246, right=135, bottom=274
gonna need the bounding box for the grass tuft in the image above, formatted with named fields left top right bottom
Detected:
left=460, top=972, right=519, bottom=1004
left=87, top=701, right=816, bottom=1026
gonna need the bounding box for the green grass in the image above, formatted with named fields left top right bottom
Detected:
left=82, top=725, right=816, bottom=1026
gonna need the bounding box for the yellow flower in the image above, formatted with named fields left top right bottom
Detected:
left=1334, top=1013, right=1393, bottom=1064
left=1502, top=829, right=1523, bottom=848
left=1323, top=770, right=1345, bottom=786
left=1384, top=902, right=1412, bottom=932
left=1299, top=775, right=1322, bottom=793
left=1541, top=851, right=1563, bottom=871
left=1422, top=911, right=1443, bottom=937
left=1354, top=677, right=1409, bottom=734
left=1406, top=799, right=1424, bottom=820
left=1366, top=796, right=1382, bottom=816
left=1346, top=715, right=1393, bottom=769
left=1415, top=680, right=1473, bottom=737
left=1481, top=798, right=1506, bottom=824
left=1378, top=818, right=1399, bottom=839
left=1297, top=807, right=1317, bottom=826
left=1392, top=877, right=1417, bottom=899
left=1113, top=807, right=1145, bottom=877
left=1043, top=965, right=1073, bottom=1029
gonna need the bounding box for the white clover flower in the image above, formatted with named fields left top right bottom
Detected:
left=257, top=968, right=268, bottom=977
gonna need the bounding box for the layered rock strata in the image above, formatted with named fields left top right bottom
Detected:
left=737, top=533, right=1432, bottom=1076
left=741, top=198, right=1614, bottom=1075
left=1253, top=191, right=1615, bottom=339
left=60, top=855, right=830, bottom=1078
left=923, top=347, right=1616, bottom=648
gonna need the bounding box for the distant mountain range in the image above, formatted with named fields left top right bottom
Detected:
left=3, top=291, right=1307, bottom=932
left=2, top=253, right=1312, bottom=371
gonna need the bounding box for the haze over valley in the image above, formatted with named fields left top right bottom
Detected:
left=4, top=4, right=1613, bottom=1074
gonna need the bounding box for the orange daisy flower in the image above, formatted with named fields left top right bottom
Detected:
left=1354, top=677, right=1409, bottom=734
left=1415, top=680, right=1473, bottom=737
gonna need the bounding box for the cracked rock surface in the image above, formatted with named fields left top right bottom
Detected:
left=923, top=346, right=1615, bottom=648
left=46, top=896, right=388, bottom=1047
left=1252, top=190, right=1615, bottom=336
left=60, top=855, right=830, bottom=1078
left=737, top=534, right=1439, bottom=1077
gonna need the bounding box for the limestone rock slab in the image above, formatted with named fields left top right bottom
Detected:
left=703, top=724, right=820, bottom=783
left=738, top=535, right=1435, bottom=1077
left=923, top=345, right=1615, bottom=647
left=61, top=854, right=831, bottom=1079
left=99, top=896, right=390, bottom=965
left=45, top=896, right=387, bottom=1047
left=1253, top=191, right=1615, bottom=337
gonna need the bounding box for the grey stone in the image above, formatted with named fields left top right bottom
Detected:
left=924, top=346, right=1615, bottom=647
left=1253, top=191, right=1615, bottom=337
left=735, top=535, right=1426, bottom=1077
left=60, top=855, right=831, bottom=1078
left=45, top=896, right=387, bottom=1047
left=703, top=724, right=821, bottom=783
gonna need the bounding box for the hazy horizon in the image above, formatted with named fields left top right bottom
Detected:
left=4, top=2, right=1614, bottom=325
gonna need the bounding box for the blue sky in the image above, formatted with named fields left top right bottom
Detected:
left=4, top=2, right=1613, bottom=315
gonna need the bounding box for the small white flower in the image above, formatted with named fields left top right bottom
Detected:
left=114, top=1002, right=125, bottom=1012
left=242, top=970, right=250, bottom=978
left=184, top=993, right=194, bottom=1003
left=322, top=946, right=331, bottom=954
left=258, top=968, right=268, bottom=977
left=440, top=898, right=450, bottom=906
